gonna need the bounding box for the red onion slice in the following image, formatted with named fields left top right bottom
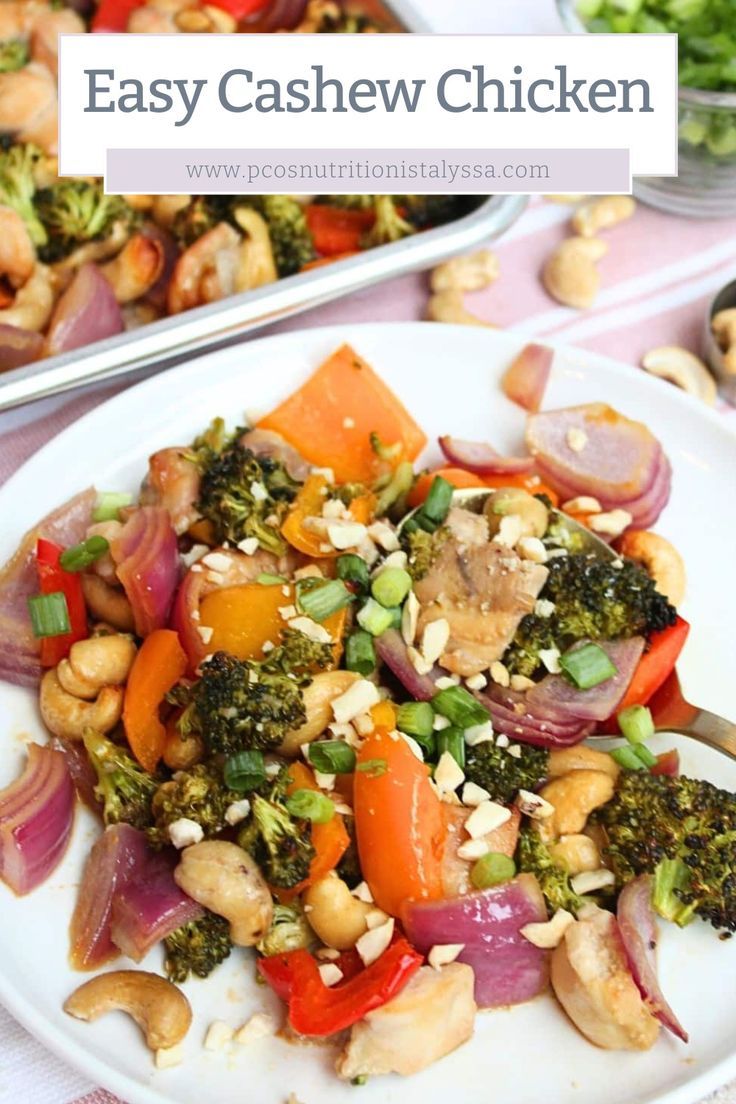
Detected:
left=0, top=324, right=44, bottom=371
left=0, top=744, right=75, bottom=895
left=502, top=343, right=553, bottom=413
left=651, top=749, right=680, bottom=777
left=618, top=876, right=688, bottom=1042
left=403, top=874, right=549, bottom=1008
left=375, top=628, right=440, bottom=701
left=526, top=638, right=645, bottom=723
left=45, top=263, right=124, bottom=357
left=111, top=506, right=180, bottom=637
left=110, top=848, right=202, bottom=962
left=438, top=436, right=535, bottom=475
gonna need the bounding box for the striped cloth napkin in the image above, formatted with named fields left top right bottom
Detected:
left=0, top=195, right=735, bottom=1104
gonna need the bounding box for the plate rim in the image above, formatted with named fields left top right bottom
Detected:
left=1, top=319, right=735, bottom=1104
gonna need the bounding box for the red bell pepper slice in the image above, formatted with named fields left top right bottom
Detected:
left=35, top=539, right=88, bottom=667
left=258, top=937, right=423, bottom=1036
left=617, top=616, right=690, bottom=713
left=207, top=0, right=271, bottom=18
left=651, top=748, right=680, bottom=777
left=91, top=0, right=147, bottom=31
left=305, top=205, right=374, bottom=256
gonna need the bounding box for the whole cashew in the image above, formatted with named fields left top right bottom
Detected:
left=163, top=726, right=205, bottom=770
left=278, top=670, right=360, bottom=756
left=231, top=207, right=278, bottom=293
left=39, top=667, right=124, bottom=740
left=81, top=574, right=136, bottom=633
left=542, top=236, right=608, bottom=310
left=425, top=290, right=495, bottom=327
left=548, top=746, right=620, bottom=781
left=641, top=345, right=716, bottom=405
left=174, top=840, right=273, bottom=946
left=64, top=971, right=192, bottom=1051
left=617, top=529, right=686, bottom=607
left=571, top=196, right=636, bottom=238
left=712, top=308, right=736, bottom=375
left=0, top=263, right=54, bottom=331
left=430, top=249, right=499, bottom=293
left=56, top=634, right=137, bottom=700
left=151, top=194, right=191, bottom=229
left=536, top=769, right=615, bottom=843
left=304, top=874, right=373, bottom=950
left=86, top=520, right=123, bottom=584
left=549, top=833, right=601, bottom=876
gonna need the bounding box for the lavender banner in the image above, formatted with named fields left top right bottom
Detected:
left=105, top=147, right=630, bottom=195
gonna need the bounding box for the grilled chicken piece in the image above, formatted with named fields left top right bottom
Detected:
left=551, top=906, right=659, bottom=1051
left=414, top=517, right=549, bottom=677
left=140, top=447, right=202, bottom=536
left=336, top=963, right=477, bottom=1080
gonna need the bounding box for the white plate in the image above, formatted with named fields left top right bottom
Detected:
left=1, top=322, right=735, bottom=1104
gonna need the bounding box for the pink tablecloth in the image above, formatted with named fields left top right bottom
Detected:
left=1, top=196, right=736, bottom=1104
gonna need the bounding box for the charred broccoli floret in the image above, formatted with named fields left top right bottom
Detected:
left=171, top=197, right=234, bottom=248
left=504, top=552, right=677, bottom=679
left=238, top=792, right=315, bottom=889
left=0, top=39, right=29, bottom=73
left=362, top=196, right=415, bottom=247
left=164, top=910, right=232, bottom=982
left=35, top=181, right=133, bottom=261
left=403, top=526, right=450, bottom=581
left=82, top=729, right=158, bottom=830
left=236, top=196, right=315, bottom=276
left=0, top=143, right=47, bottom=247
left=196, top=436, right=299, bottom=553
left=180, top=632, right=332, bottom=757
left=147, top=762, right=241, bottom=847
left=517, top=826, right=588, bottom=917
left=401, top=196, right=469, bottom=229
left=464, top=741, right=549, bottom=804
left=257, top=902, right=314, bottom=956
left=597, top=771, right=736, bottom=934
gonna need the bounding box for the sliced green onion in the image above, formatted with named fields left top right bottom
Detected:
left=357, top=597, right=396, bottom=637
left=370, top=432, right=402, bottom=463
left=432, top=684, right=490, bottom=729
left=286, top=788, right=335, bottom=824
left=375, top=460, right=414, bottom=517
left=559, top=642, right=617, bottom=690
left=256, top=572, right=287, bottom=586
left=223, top=750, right=266, bottom=792
left=471, top=852, right=516, bottom=890
left=297, top=579, right=353, bottom=622
left=345, top=630, right=376, bottom=676
left=436, top=727, right=466, bottom=769
left=356, top=758, right=388, bottom=778
left=610, top=745, right=646, bottom=771
left=336, top=554, right=370, bottom=592
left=412, top=731, right=437, bottom=760
left=385, top=606, right=402, bottom=631
left=396, top=701, right=435, bottom=739
left=27, top=592, right=70, bottom=638
left=371, top=567, right=412, bottom=609
left=92, top=491, right=133, bottom=522
left=308, top=740, right=357, bottom=775
left=634, top=743, right=658, bottom=768
left=618, top=704, right=655, bottom=746
left=59, top=536, right=110, bottom=573
left=422, top=476, right=454, bottom=525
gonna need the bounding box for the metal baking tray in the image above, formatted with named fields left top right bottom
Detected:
left=0, top=195, right=527, bottom=412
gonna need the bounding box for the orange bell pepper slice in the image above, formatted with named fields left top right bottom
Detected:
left=258, top=344, right=427, bottom=483
left=408, top=467, right=559, bottom=509
left=353, top=709, right=445, bottom=918
left=277, top=762, right=350, bottom=899
left=281, top=474, right=375, bottom=559
left=122, top=629, right=187, bottom=773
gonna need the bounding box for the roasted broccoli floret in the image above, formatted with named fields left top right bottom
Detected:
left=401, top=195, right=468, bottom=229
left=0, top=39, right=29, bottom=73
left=164, top=910, right=232, bottom=982
left=147, top=761, right=241, bottom=847
left=236, top=196, right=315, bottom=276
left=465, top=741, right=549, bottom=804
left=171, top=196, right=234, bottom=248
left=597, top=770, right=736, bottom=934
left=403, top=525, right=450, bottom=581
left=35, top=181, right=133, bottom=262
left=504, top=552, right=677, bottom=679
left=257, top=902, right=314, bottom=956
left=238, top=792, right=315, bottom=889
left=0, top=143, right=47, bottom=247
left=180, top=638, right=329, bottom=757
left=517, top=826, right=588, bottom=916
left=82, top=729, right=158, bottom=830
left=196, top=436, right=299, bottom=553
left=362, top=196, right=415, bottom=248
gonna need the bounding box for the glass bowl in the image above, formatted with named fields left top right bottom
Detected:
left=556, top=0, right=736, bottom=218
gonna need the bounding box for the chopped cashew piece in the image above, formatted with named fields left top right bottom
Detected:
left=428, top=943, right=466, bottom=970
left=421, top=617, right=450, bottom=664
left=430, top=249, right=500, bottom=292
left=155, top=1044, right=184, bottom=1069
left=234, top=1012, right=276, bottom=1044
left=516, top=789, right=555, bottom=820
left=168, top=818, right=204, bottom=849
left=562, top=495, right=602, bottom=514
left=401, top=589, right=420, bottom=646
left=641, top=345, right=717, bottom=405
left=331, top=679, right=381, bottom=725
left=542, top=236, right=608, bottom=310
left=462, top=781, right=491, bottom=806
left=204, top=1020, right=234, bottom=1051
left=319, top=963, right=344, bottom=987
left=457, top=838, right=490, bottom=861
left=522, top=908, right=575, bottom=949
left=588, top=509, right=632, bottom=539
left=64, top=971, right=192, bottom=1051
left=570, top=868, right=617, bottom=895
left=465, top=800, right=511, bottom=839
left=434, top=750, right=465, bottom=794
left=356, top=917, right=395, bottom=967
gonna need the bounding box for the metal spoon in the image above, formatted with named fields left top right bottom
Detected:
left=448, top=488, right=736, bottom=760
